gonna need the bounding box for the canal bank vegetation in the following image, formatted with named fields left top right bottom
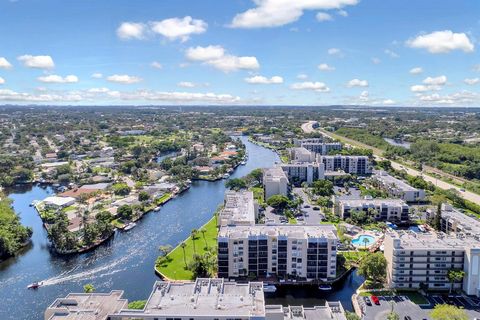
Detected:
left=155, top=216, right=218, bottom=280
left=0, top=193, right=33, bottom=261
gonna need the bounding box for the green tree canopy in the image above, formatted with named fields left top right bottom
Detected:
left=430, top=304, right=468, bottom=320
left=357, top=252, right=387, bottom=283
left=266, top=195, right=290, bottom=210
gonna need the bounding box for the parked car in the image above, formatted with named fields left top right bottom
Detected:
left=371, top=295, right=380, bottom=305
left=304, top=205, right=310, bottom=208
left=404, top=316, right=412, bottom=320
left=313, top=206, right=320, bottom=211
left=363, top=296, right=372, bottom=306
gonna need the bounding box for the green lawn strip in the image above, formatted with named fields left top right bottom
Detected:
left=288, top=217, right=297, bottom=224
left=359, top=290, right=428, bottom=305
left=156, top=192, right=172, bottom=205
left=156, top=216, right=218, bottom=280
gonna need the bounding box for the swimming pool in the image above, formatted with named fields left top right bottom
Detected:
left=351, top=234, right=375, bottom=247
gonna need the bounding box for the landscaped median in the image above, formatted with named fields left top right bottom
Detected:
left=155, top=215, right=218, bottom=280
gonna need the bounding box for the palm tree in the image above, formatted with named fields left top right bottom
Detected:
left=448, top=269, right=465, bottom=294
left=191, top=229, right=198, bottom=254
left=180, top=242, right=187, bottom=268
left=363, top=237, right=369, bottom=249
left=200, top=228, right=208, bottom=249
left=158, top=244, right=172, bottom=257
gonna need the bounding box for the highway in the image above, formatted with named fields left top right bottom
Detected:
left=301, top=121, right=480, bottom=205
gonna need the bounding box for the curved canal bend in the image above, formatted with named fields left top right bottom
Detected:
left=0, top=137, right=362, bottom=319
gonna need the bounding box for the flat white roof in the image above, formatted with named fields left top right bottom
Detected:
left=43, top=196, right=76, bottom=206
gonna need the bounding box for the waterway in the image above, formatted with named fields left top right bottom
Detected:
left=0, top=136, right=362, bottom=319
left=384, top=138, right=411, bottom=149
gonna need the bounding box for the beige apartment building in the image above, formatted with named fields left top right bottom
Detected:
left=384, top=231, right=480, bottom=295
left=45, top=278, right=347, bottom=320
left=218, top=190, right=258, bottom=227
left=263, top=166, right=289, bottom=199
left=218, top=225, right=338, bottom=281
left=335, top=198, right=409, bottom=222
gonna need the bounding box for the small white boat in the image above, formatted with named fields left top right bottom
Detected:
left=223, top=173, right=230, bottom=179
left=263, top=284, right=277, bottom=293
left=123, top=222, right=137, bottom=231
left=154, top=207, right=161, bottom=212
left=240, top=161, right=247, bottom=165
left=318, top=284, right=332, bottom=291
left=27, top=281, right=42, bottom=289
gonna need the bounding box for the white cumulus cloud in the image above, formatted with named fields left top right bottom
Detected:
left=38, top=74, right=79, bottom=83
left=0, top=77, right=5, bottom=84
left=185, top=45, right=259, bottom=72
left=0, top=57, right=12, bottom=69
left=107, top=74, right=142, bottom=84
left=384, top=49, right=399, bottom=58
left=328, top=48, right=342, bottom=56
left=409, top=67, right=423, bottom=75
left=347, top=79, right=368, bottom=87
left=17, top=55, right=54, bottom=69
left=177, top=81, right=196, bottom=88
left=185, top=45, right=225, bottom=61
left=230, top=0, right=359, bottom=28
left=423, top=75, right=447, bottom=86
left=318, top=63, right=335, bottom=71
left=91, top=73, right=103, bottom=79
left=117, top=22, right=146, bottom=40
left=290, top=81, right=330, bottom=92
left=151, top=61, right=163, bottom=69
left=464, top=78, right=479, bottom=85
left=245, top=75, right=283, bottom=84
left=150, top=16, right=207, bottom=42
left=406, top=30, right=474, bottom=54
left=316, top=12, right=333, bottom=22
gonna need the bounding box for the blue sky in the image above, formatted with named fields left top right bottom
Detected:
left=0, top=0, right=479, bottom=106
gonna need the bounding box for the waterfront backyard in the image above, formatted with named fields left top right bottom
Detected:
left=155, top=216, right=218, bottom=280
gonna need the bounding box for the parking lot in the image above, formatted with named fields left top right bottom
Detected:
left=359, top=294, right=480, bottom=320
left=292, top=188, right=324, bottom=224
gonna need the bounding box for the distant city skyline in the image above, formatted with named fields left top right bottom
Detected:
left=0, top=0, right=479, bottom=106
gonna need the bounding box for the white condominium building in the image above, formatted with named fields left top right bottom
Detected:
left=293, top=139, right=342, bottom=155
left=384, top=231, right=480, bottom=296
left=288, top=147, right=316, bottom=162
left=218, top=225, right=338, bottom=281
left=280, top=162, right=325, bottom=186
left=263, top=167, right=289, bottom=199
left=45, top=278, right=347, bottom=320
left=218, top=190, right=258, bottom=227
left=335, top=198, right=409, bottom=222
left=425, top=203, right=480, bottom=236
left=317, top=155, right=371, bottom=175
left=372, top=170, right=425, bottom=202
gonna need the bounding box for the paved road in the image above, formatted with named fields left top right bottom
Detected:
left=301, top=121, right=480, bottom=205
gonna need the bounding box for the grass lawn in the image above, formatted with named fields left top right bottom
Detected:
left=359, top=290, right=428, bottom=305
left=288, top=217, right=297, bottom=224
left=156, top=216, right=218, bottom=280
left=156, top=192, right=172, bottom=205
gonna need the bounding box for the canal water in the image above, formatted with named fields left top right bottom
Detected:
left=0, top=137, right=362, bottom=319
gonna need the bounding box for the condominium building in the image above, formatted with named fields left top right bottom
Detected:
left=280, top=162, right=325, bottom=186
left=335, top=198, right=409, bottom=222
left=384, top=231, right=480, bottom=295
left=425, top=203, right=480, bottom=236
left=292, top=139, right=342, bottom=155
left=45, top=278, right=347, bottom=320
left=218, top=190, right=258, bottom=227
left=317, top=155, right=371, bottom=175
left=372, top=170, right=425, bottom=202
left=287, top=147, right=316, bottom=162
left=218, top=225, right=338, bottom=281
left=263, top=167, right=289, bottom=199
